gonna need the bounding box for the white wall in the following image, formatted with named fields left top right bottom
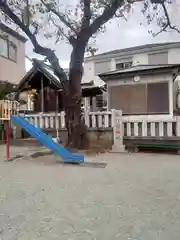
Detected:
left=107, top=73, right=172, bottom=86
left=133, top=47, right=180, bottom=65
left=132, top=54, right=148, bottom=65
left=83, top=45, right=180, bottom=87
left=82, top=60, right=94, bottom=83
left=0, top=30, right=26, bottom=84
left=82, top=60, right=105, bottom=86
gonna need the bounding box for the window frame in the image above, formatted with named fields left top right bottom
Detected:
left=0, top=35, right=9, bottom=58
left=8, top=41, right=17, bottom=62
left=0, top=35, right=17, bottom=62
left=116, top=61, right=133, bottom=70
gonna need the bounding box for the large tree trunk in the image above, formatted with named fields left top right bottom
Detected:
left=65, top=69, right=88, bottom=149
left=65, top=40, right=88, bottom=149
left=65, top=71, right=83, bottom=149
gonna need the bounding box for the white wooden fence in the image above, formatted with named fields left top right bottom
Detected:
left=23, top=112, right=66, bottom=129
left=85, top=111, right=112, bottom=128
left=123, top=117, right=179, bottom=137
left=21, top=111, right=113, bottom=129
left=21, top=111, right=180, bottom=138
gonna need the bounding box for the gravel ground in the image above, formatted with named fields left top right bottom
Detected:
left=0, top=146, right=180, bottom=240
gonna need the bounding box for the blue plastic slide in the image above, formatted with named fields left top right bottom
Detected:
left=11, top=115, right=84, bottom=163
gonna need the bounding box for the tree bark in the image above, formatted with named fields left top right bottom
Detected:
left=65, top=69, right=88, bottom=149
left=65, top=40, right=89, bottom=149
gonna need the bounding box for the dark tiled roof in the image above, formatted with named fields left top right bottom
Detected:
left=99, top=64, right=180, bottom=77
left=85, top=42, right=180, bottom=61
left=0, top=23, right=27, bottom=43
left=18, top=60, right=62, bottom=91
left=19, top=60, right=102, bottom=91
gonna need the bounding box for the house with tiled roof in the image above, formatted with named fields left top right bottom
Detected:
left=85, top=42, right=180, bottom=118
left=0, top=23, right=27, bottom=85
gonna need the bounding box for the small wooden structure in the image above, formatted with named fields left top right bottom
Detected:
left=0, top=100, right=19, bottom=160
left=99, top=64, right=180, bottom=116
left=17, top=60, right=106, bottom=113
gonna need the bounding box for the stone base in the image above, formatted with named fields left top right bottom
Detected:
left=111, top=144, right=127, bottom=153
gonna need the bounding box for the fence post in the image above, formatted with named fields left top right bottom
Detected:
left=84, top=108, right=90, bottom=127
left=39, top=112, right=43, bottom=129
left=111, top=109, right=126, bottom=153
left=176, top=116, right=180, bottom=136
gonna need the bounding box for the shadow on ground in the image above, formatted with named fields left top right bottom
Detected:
left=31, top=151, right=53, bottom=158
left=12, top=150, right=107, bottom=169
left=61, top=161, right=107, bottom=168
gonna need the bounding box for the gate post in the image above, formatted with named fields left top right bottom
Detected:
left=111, top=109, right=126, bottom=153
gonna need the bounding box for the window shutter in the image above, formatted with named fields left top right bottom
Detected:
left=147, top=82, right=169, bottom=113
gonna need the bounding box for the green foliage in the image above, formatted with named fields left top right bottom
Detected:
left=0, top=81, right=17, bottom=100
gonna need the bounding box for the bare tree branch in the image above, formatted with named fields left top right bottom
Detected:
left=89, top=0, right=125, bottom=36
left=31, top=21, right=40, bottom=35
left=152, top=0, right=180, bottom=35
left=89, top=0, right=142, bottom=36
left=153, top=24, right=167, bottom=36
left=50, top=18, right=76, bottom=45
left=127, top=0, right=143, bottom=3
left=81, top=0, right=91, bottom=29
left=0, top=0, right=68, bottom=93
left=25, top=55, right=33, bottom=62
left=40, top=0, right=77, bottom=34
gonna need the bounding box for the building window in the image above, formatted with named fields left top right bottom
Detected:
left=9, top=42, right=17, bottom=61
left=116, top=61, right=132, bottom=70
left=0, top=36, right=17, bottom=61
left=0, top=37, right=8, bottom=58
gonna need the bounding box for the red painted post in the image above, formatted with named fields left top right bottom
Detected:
left=5, top=120, right=10, bottom=160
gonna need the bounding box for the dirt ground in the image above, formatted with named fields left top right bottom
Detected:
left=0, top=146, right=180, bottom=240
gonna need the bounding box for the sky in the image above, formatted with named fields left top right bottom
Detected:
left=25, top=0, right=180, bottom=72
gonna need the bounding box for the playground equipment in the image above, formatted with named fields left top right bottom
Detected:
left=0, top=100, right=84, bottom=163
left=0, top=100, right=19, bottom=160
